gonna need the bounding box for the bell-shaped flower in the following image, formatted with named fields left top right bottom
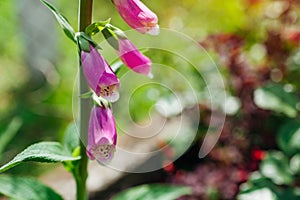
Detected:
left=81, top=45, right=120, bottom=102
left=117, top=38, right=152, bottom=77
left=113, top=0, right=159, bottom=35
left=86, top=105, right=117, bottom=163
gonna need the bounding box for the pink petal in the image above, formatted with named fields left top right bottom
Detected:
left=81, top=45, right=120, bottom=102
left=87, top=106, right=117, bottom=163
left=113, top=0, right=159, bottom=34
left=118, top=39, right=152, bottom=76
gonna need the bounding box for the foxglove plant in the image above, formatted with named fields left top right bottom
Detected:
left=0, top=0, right=159, bottom=199
left=112, top=0, right=159, bottom=35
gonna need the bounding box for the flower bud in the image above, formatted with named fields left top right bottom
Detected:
left=113, top=0, right=159, bottom=35
left=118, top=38, right=152, bottom=77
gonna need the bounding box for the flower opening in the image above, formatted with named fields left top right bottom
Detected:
left=86, top=106, right=117, bottom=163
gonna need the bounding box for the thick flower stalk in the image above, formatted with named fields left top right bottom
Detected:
left=113, top=0, right=159, bottom=35
left=86, top=105, right=117, bottom=163
left=117, top=38, right=152, bottom=77
left=81, top=45, right=120, bottom=102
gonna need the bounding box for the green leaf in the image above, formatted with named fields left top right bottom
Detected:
left=238, top=187, right=277, bottom=200
left=107, top=24, right=127, bottom=39
left=76, top=32, right=101, bottom=52
left=101, top=25, right=127, bottom=51
left=63, top=122, right=80, bottom=154
left=111, top=184, right=192, bottom=200
left=77, top=35, right=91, bottom=52
left=254, top=83, right=298, bottom=117
left=79, top=91, right=93, bottom=99
left=0, top=117, right=22, bottom=157
left=260, top=151, right=294, bottom=185
left=0, top=175, right=63, bottom=200
left=0, top=142, right=80, bottom=173
left=277, top=120, right=300, bottom=156
left=62, top=122, right=81, bottom=173
left=276, top=188, right=300, bottom=200
left=239, top=171, right=300, bottom=199
left=290, top=154, right=300, bottom=174
left=101, top=27, right=120, bottom=50
left=239, top=172, right=277, bottom=194
left=85, top=19, right=111, bottom=36
left=40, top=0, right=76, bottom=43
left=239, top=172, right=293, bottom=200
left=86, top=23, right=127, bottom=50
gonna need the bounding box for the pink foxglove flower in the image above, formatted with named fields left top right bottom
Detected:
left=86, top=106, right=117, bottom=163
left=118, top=38, right=152, bottom=77
left=113, top=0, right=159, bottom=35
left=81, top=45, right=120, bottom=102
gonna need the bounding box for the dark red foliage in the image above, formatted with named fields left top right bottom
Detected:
left=164, top=1, right=300, bottom=199
left=168, top=163, right=244, bottom=200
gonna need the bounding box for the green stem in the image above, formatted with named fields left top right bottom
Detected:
left=77, top=0, right=93, bottom=200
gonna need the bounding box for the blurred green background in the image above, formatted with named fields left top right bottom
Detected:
left=0, top=0, right=247, bottom=169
